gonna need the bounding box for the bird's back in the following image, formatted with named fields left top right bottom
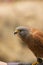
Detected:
left=28, top=28, right=43, bottom=58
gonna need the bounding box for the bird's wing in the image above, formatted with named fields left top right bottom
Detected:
left=30, top=28, right=43, bottom=47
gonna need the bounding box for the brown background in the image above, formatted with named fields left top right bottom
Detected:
left=0, top=0, right=43, bottom=63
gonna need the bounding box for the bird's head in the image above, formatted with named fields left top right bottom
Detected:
left=14, top=26, right=29, bottom=38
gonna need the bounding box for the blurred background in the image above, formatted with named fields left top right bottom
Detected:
left=0, top=0, right=43, bottom=64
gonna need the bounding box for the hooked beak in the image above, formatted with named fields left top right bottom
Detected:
left=14, top=29, right=19, bottom=35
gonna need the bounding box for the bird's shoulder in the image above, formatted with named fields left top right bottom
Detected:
left=30, top=28, right=43, bottom=45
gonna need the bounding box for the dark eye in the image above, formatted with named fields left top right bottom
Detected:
left=19, top=30, right=22, bottom=32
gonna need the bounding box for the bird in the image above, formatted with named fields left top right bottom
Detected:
left=14, top=26, right=43, bottom=65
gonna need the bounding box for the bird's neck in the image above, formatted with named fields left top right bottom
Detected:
left=20, top=34, right=34, bottom=49
left=25, top=35, right=34, bottom=47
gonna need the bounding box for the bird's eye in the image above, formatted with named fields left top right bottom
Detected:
left=19, top=30, right=22, bottom=32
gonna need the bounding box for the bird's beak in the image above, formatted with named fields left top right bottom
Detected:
left=14, top=29, right=19, bottom=35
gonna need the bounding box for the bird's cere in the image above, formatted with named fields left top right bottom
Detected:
left=14, top=29, right=19, bottom=34
left=14, top=31, right=18, bottom=34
